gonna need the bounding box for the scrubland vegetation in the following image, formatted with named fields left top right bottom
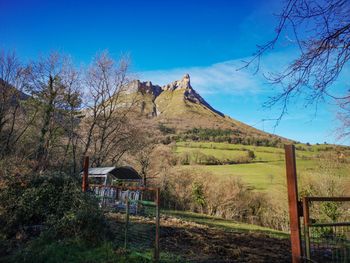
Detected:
left=155, top=141, right=350, bottom=232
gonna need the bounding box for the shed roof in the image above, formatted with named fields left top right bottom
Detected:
left=88, top=167, right=115, bottom=176
left=109, top=166, right=141, bottom=180
left=83, top=166, right=141, bottom=180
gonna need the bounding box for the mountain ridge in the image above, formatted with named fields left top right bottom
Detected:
left=126, top=73, right=224, bottom=117
left=125, top=74, right=291, bottom=144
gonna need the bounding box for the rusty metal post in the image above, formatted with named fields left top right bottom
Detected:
left=285, top=145, right=302, bottom=263
left=154, top=187, right=160, bottom=262
left=302, top=197, right=311, bottom=260
left=82, top=156, right=89, bottom=192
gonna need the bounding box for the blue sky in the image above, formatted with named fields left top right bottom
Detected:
left=1, top=0, right=348, bottom=144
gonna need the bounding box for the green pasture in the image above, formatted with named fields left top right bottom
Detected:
left=175, top=141, right=350, bottom=192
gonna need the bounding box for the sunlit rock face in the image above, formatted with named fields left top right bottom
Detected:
left=124, top=74, right=224, bottom=117
left=162, top=74, right=191, bottom=91
left=125, top=80, right=162, bottom=97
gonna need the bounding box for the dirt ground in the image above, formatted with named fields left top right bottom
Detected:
left=160, top=217, right=291, bottom=263
left=108, top=213, right=291, bottom=262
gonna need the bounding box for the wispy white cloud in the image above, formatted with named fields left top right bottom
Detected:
left=138, top=50, right=300, bottom=96
left=139, top=59, right=266, bottom=95
left=139, top=49, right=350, bottom=102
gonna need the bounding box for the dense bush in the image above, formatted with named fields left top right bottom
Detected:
left=158, top=123, right=176, bottom=135
left=300, top=171, right=350, bottom=223
left=0, top=172, right=111, bottom=257
left=247, top=150, right=256, bottom=160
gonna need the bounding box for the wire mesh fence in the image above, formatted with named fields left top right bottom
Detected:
left=302, top=197, right=350, bottom=263
left=307, top=225, right=350, bottom=262
left=90, top=185, right=160, bottom=261
left=90, top=185, right=292, bottom=262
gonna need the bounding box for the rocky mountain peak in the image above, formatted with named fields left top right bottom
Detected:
left=112, top=75, right=287, bottom=143
left=125, top=79, right=162, bottom=97
left=182, top=73, right=191, bottom=86
left=162, top=73, right=192, bottom=91
left=121, top=74, right=226, bottom=119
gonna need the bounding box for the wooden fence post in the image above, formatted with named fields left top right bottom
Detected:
left=302, top=197, right=311, bottom=260
left=124, top=196, right=129, bottom=249
left=285, top=145, right=302, bottom=263
left=154, top=188, right=160, bottom=262
left=82, top=156, right=89, bottom=192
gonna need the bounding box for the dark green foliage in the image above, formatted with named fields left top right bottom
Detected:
left=186, top=128, right=235, bottom=137
left=203, top=155, right=222, bottom=165
left=183, top=128, right=235, bottom=142
left=0, top=173, right=110, bottom=249
left=321, top=202, right=341, bottom=222
left=178, top=149, right=255, bottom=166
left=175, top=128, right=283, bottom=147
left=247, top=150, right=256, bottom=160
left=0, top=172, right=157, bottom=262
left=161, top=135, right=172, bottom=145
left=158, top=123, right=176, bottom=135
left=192, top=182, right=206, bottom=211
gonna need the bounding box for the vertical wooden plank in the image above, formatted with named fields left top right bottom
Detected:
left=285, top=144, right=302, bottom=263
left=82, top=156, right=89, bottom=192
left=154, top=188, right=160, bottom=262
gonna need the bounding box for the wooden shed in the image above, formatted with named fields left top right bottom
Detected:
left=83, top=166, right=142, bottom=186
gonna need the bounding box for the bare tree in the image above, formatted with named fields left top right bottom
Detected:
left=81, top=52, right=139, bottom=166
left=140, top=144, right=178, bottom=186
left=0, top=50, right=151, bottom=172
left=135, top=140, right=157, bottom=186
left=58, top=60, right=82, bottom=174
left=0, top=50, right=33, bottom=158
left=27, top=53, right=80, bottom=170
left=244, top=0, right=350, bottom=124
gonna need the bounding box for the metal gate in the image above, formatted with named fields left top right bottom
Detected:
left=302, top=197, right=350, bottom=262
left=285, top=145, right=350, bottom=263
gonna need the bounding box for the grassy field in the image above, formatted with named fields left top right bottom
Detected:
left=175, top=141, right=350, bottom=192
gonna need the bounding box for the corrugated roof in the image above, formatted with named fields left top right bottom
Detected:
left=87, top=167, right=115, bottom=176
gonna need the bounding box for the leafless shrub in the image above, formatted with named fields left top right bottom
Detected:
left=158, top=168, right=290, bottom=230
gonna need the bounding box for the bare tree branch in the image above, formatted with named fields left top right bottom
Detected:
left=243, top=0, right=350, bottom=136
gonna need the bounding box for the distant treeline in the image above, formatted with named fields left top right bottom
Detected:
left=159, top=125, right=283, bottom=147
left=178, top=149, right=256, bottom=165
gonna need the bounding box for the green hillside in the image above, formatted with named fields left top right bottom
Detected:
left=174, top=141, right=350, bottom=192
left=123, top=75, right=291, bottom=145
